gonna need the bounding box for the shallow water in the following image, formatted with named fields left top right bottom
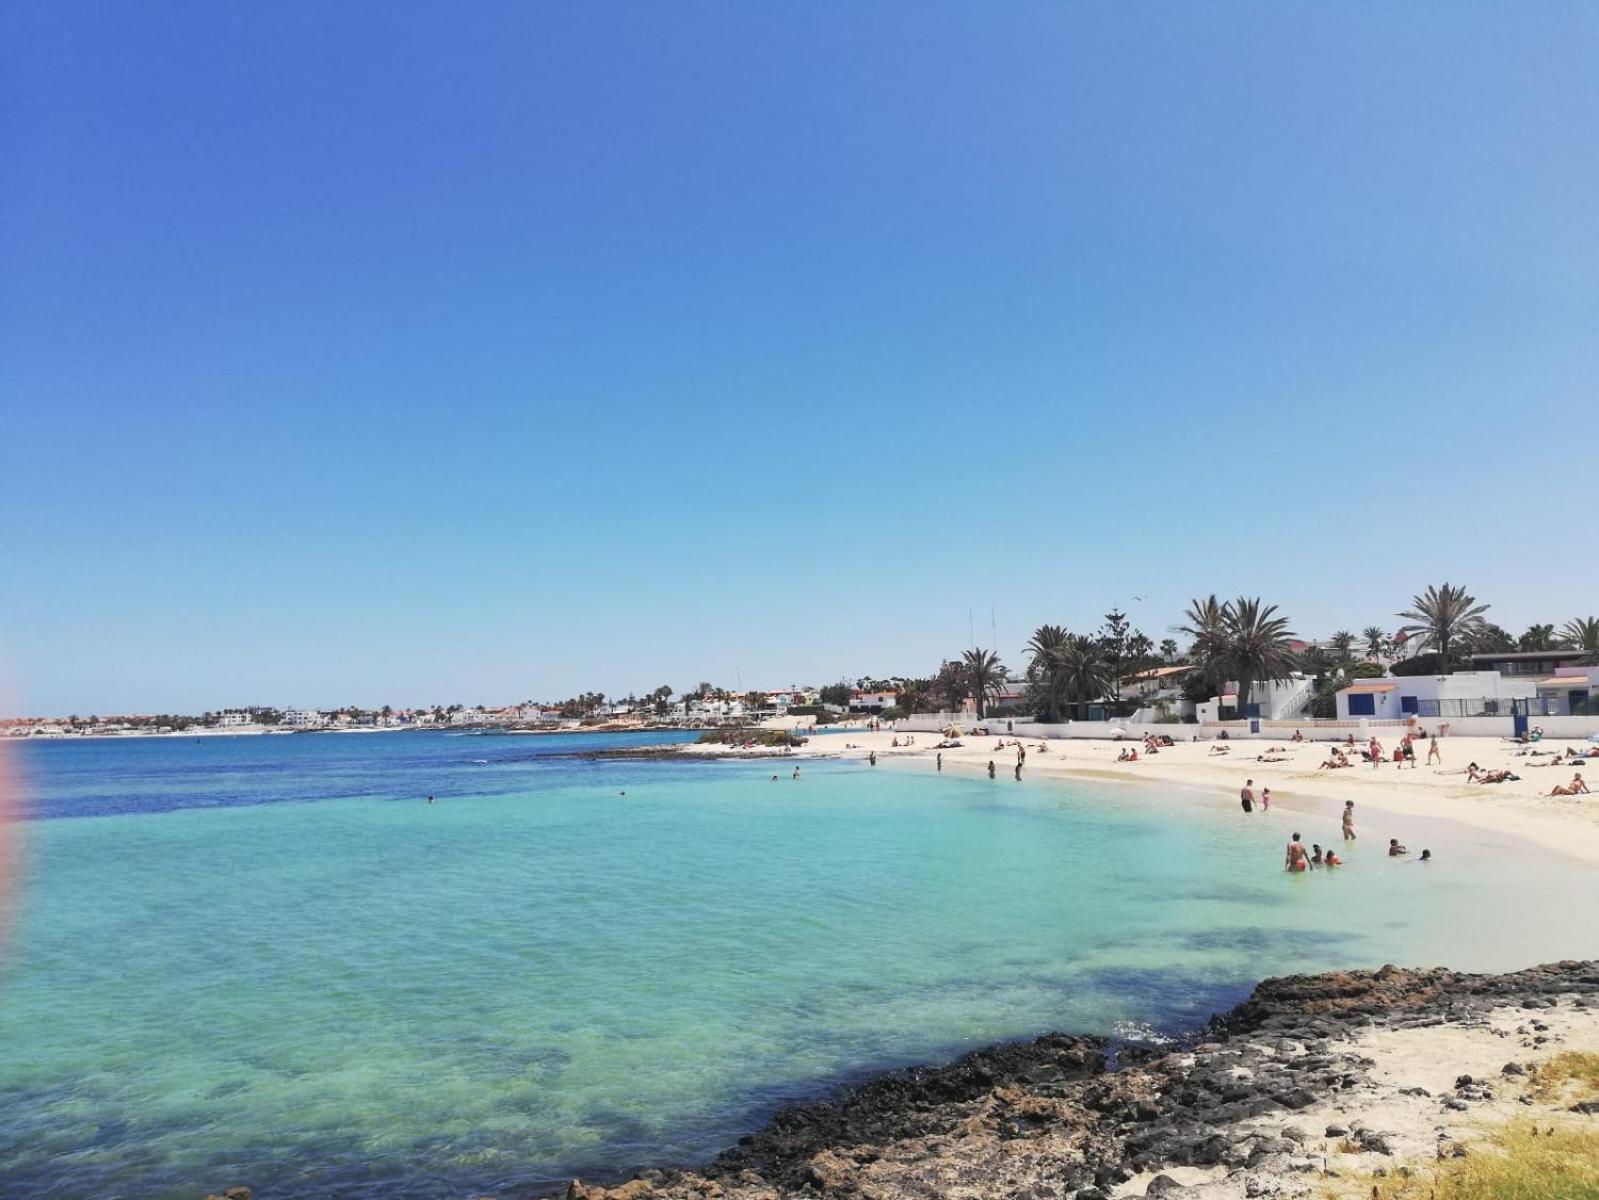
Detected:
left=1, top=731, right=1594, bottom=1198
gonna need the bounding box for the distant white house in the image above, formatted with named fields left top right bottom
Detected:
left=1195, top=674, right=1314, bottom=722
left=215, top=710, right=252, bottom=728
left=1334, top=671, right=1539, bottom=721
left=281, top=708, right=326, bottom=728
left=848, top=689, right=897, bottom=713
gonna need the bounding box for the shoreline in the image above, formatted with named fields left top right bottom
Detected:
left=662, top=728, right=1599, bottom=866
left=530, top=960, right=1599, bottom=1200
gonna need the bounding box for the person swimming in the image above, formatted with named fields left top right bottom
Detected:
left=1388, top=838, right=1408, bottom=856
left=1310, top=843, right=1324, bottom=866
left=1419, top=849, right=1432, bottom=862
left=1324, top=848, right=1342, bottom=867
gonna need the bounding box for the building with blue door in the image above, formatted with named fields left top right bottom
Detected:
left=1335, top=671, right=1539, bottom=721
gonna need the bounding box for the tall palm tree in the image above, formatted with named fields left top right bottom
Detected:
left=1397, top=583, right=1490, bottom=672
left=1025, top=624, right=1070, bottom=681
left=1226, top=597, right=1298, bottom=717
left=1563, top=616, right=1599, bottom=665
left=1361, top=625, right=1388, bottom=659
left=1177, top=595, right=1230, bottom=694
left=1054, top=635, right=1112, bottom=708
left=1159, top=638, right=1179, bottom=662
left=961, top=647, right=1007, bottom=717
left=933, top=662, right=965, bottom=712
left=1329, top=630, right=1355, bottom=663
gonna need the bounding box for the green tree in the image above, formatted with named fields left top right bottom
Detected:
left=1361, top=625, right=1388, bottom=659
left=1329, top=630, right=1354, bottom=663
left=1097, top=609, right=1133, bottom=707
left=1225, top=597, right=1299, bottom=717
left=1562, top=616, right=1599, bottom=665
left=1159, top=638, right=1179, bottom=662
left=1177, top=595, right=1231, bottom=696
left=1025, top=624, right=1070, bottom=682
left=1397, top=583, right=1490, bottom=672
left=961, top=647, right=1007, bottom=718
left=1519, top=623, right=1557, bottom=652
left=896, top=678, right=932, bottom=714
left=818, top=682, right=851, bottom=708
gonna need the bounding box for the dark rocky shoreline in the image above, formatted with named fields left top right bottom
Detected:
left=551, top=961, right=1599, bottom=1200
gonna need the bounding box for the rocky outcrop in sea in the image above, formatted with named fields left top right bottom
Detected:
left=551, top=960, right=1599, bottom=1200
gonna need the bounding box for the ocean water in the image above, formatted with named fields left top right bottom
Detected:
left=1, top=731, right=1595, bottom=1199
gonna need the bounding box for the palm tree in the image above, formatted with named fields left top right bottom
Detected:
left=1054, top=634, right=1112, bottom=708
left=1329, top=630, right=1355, bottom=663
left=1025, top=624, right=1070, bottom=681
left=933, top=661, right=966, bottom=712
left=1361, top=625, right=1388, bottom=660
left=1563, top=616, right=1599, bottom=665
left=896, top=678, right=930, bottom=715
left=1177, top=595, right=1230, bottom=694
left=1226, top=597, right=1298, bottom=717
left=1397, top=583, right=1490, bottom=672
left=1519, top=623, right=1557, bottom=652
left=1159, top=638, right=1179, bottom=662
left=961, top=647, right=1007, bottom=717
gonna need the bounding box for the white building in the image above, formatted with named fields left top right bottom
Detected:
left=280, top=708, right=327, bottom=728
left=215, top=710, right=252, bottom=728
left=1334, top=671, right=1538, bottom=721
left=848, top=689, right=897, bottom=713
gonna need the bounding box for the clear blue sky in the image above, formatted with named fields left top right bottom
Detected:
left=3, top=3, right=1596, bottom=716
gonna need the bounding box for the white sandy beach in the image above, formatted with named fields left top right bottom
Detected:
left=688, top=728, right=1599, bottom=866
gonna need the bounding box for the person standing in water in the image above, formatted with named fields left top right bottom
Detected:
left=869, top=751, right=877, bottom=767
left=1342, top=800, right=1356, bottom=841
left=987, top=760, right=996, bottom=779
left=1013, top=761, right=1022, bottom=781
left=427, top=794, right=434, bottom=805
left=936, top=751, right=942, bottom=771
left=1284, top=832, right=1310, bottom=872
left=1240, top=779, right=1255, bottom=813
left=1260, top=787, right=1272, bottom=811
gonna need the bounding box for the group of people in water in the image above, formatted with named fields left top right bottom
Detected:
left=1246, top=787, right=1433, bottom=873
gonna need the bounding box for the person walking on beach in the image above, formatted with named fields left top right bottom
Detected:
left=1240, top=779, right=1255, bottom=813
left=1369, top=736, right=1382, bottom=768
left=1427, top=736, right=1442, bottom=766
left=1284, top=832, right=1310, bottom=872
left=1342, top=800, right=1356, bottom=840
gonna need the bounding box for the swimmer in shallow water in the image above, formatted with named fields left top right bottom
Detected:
left=1284, top=832, right=1310, bottom=873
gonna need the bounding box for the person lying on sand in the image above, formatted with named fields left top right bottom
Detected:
left=1208, top=744, right=1231, bottom=756
left=1476, top=768, right=1518, bottom=784
left=1549, top=773, right=1589, bottom=796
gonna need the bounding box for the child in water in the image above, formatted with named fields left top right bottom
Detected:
left=1324, top=848, right=1342, bottom=867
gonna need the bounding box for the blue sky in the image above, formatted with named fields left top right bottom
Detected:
left=3, top=3, right=1596, bottom=715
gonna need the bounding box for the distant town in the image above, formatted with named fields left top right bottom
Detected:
left=9, top=589, right=1596, bottom=739
left=0, top=682, right=894, bottom=739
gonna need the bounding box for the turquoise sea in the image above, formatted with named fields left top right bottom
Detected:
left=1, top=731, right=1595, bottom=1199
